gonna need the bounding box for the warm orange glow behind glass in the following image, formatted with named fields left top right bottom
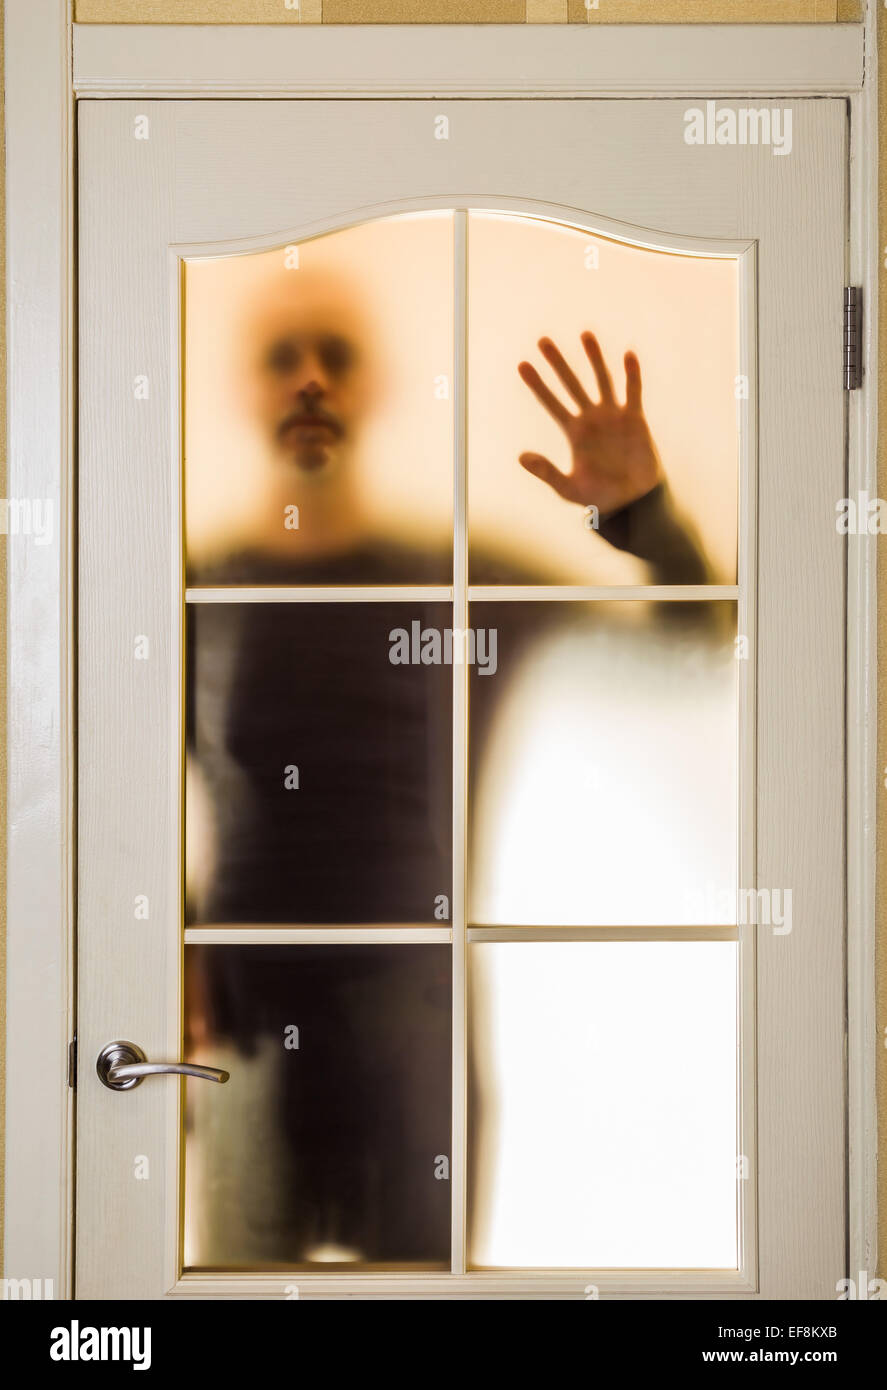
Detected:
left=467, top=212, right=740, bottom=585
left=180, top=207, right=745, bottom=1277
left=184, top=213, right=454, bottom=580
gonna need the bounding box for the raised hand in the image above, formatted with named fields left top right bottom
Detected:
left=518, top=333, right=664, bottom=518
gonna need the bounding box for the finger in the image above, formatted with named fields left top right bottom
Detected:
left=538, top=337, right=591, bottom=410
left=519, top=451, right=573, bottom=500
left=580, top=332, right=615, bottom=406
left=517, top=360, right=572, bottom=427
left=624, top=350, right=643, bottom=411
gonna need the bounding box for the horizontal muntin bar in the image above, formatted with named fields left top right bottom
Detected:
left=185, top=925, right=738, bottom=944
left=184, top=925, right=454, bottom=945
left=185, top=585, right=738, bottom=604
left=185, top=586, right=453, bottom=603
left=468, top=586, right=738, bottom=602
left=467, top=925, right=740, bottom=942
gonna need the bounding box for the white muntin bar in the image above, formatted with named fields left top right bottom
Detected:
left=185, top=584, right=738, bottom=603
left=467, top=585, right=739, bottom=601
left=185, top=586, right=454, bottom=603
left=450, top=208, right=469, bottom=1276
left=466, top=926, right=741, bottom=943
left=734, top=244, right=759, bottom=1293
left=184, top=926, right=453, bottom=946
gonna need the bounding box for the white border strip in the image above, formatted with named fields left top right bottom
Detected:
left=72, top=23, right=864, bottom=99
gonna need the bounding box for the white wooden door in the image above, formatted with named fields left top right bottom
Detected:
left=77, top=95, right=846, bottom=1299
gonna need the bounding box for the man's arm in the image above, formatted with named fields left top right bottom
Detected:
left=596, top=479, right=710, bottom=586
left=598, top=481, right=726, bottom=632
left=518, top=332, right=728, bottom=630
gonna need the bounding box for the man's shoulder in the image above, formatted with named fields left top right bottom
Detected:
left=186, top=533, right=558, bottom=588
left=187, top=539, right=451, bottom=588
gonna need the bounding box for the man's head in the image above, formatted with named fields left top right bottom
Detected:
left=237, top=267, right=377, bottom=477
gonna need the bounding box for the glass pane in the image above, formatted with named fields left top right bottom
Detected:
left=184, top=213, right=453, bottom=585
left=469, top=941, right=738, bottom=1269
left=467, top=211, right=739, bottom=585
left=186, top=602, right=453, bottom=925
left=469, top=602, right=738, bottom=926
left=184, top=943, right=452, bottom=1270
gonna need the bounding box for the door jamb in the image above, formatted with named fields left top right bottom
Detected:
left=846, top=8, right=880, bottom=1287
left=3, top=0, right=75, bottom=1297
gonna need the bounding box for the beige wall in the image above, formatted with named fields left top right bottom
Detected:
left=0, top=0, right=881, bottom=1281
left=74, top=1, right=865, bottom=22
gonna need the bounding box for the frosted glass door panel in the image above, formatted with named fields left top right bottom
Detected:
left=469, top=603, right=739, bottom=927
left=467, top=212, right=740, bottom=587
left=184, top=943, right=452, bottom=1270
left=186, top=602, right=453, bottom=926
left=469, top=941, right=738, bottom=1269
left=184, top=213, right=454, bottom=586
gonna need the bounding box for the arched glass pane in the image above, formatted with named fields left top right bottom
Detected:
left=184, top=212, right=454, bottom=586
left=467, top=211, right=740, bottom=586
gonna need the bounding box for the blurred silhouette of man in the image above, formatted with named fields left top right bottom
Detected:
left=185, top=269, right=713, bottom=1270
left=195, top=267, right=710, bottom=585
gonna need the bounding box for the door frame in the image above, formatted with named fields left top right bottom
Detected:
left=4, top=2, right=879, bottom=1297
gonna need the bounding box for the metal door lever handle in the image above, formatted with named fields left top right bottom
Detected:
left=96, top=1040, right=229, bottom=1091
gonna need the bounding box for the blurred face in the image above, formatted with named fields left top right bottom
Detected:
left=242, top=277, right=375, bottom=476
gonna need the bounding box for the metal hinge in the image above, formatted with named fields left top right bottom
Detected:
left=844, top=287, right=862, bottom=390
left=67, top=1034, right=77, bottom=1090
